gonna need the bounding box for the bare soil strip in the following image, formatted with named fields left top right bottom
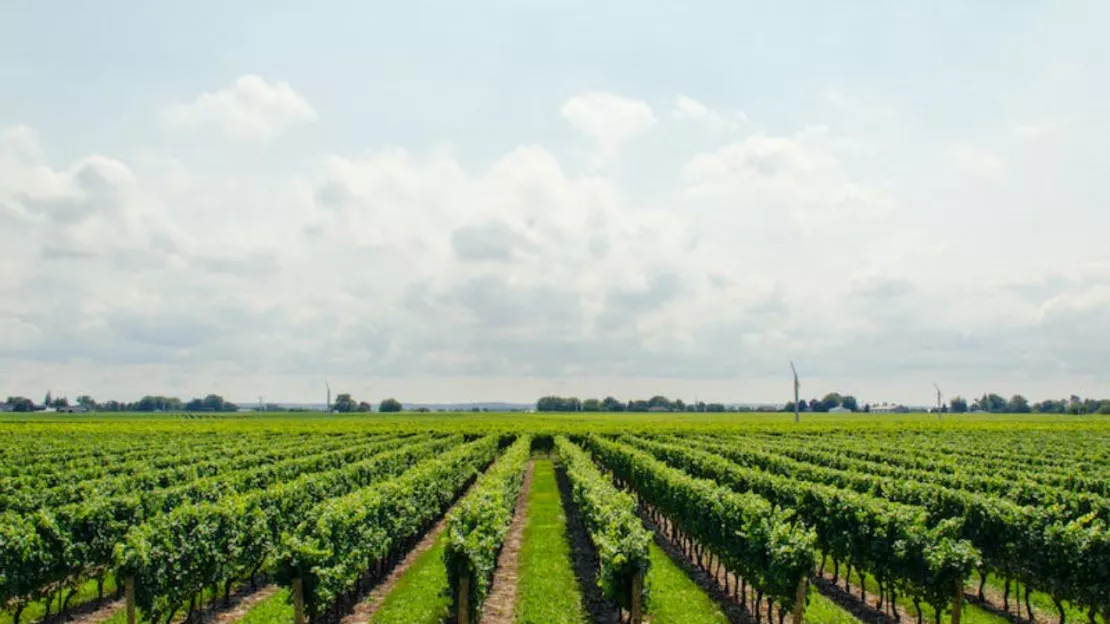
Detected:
left=478, top=460, right=536, bottom=624
left=61, top=599, right=123, bottom=624
left=158, top=579, right=278, bottom=624
left=554, top=462, right=621, bottom=624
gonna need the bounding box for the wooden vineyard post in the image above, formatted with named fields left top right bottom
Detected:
left=631, top=572, right=643, bottom=624
left=125, top=577, right=135, bottom=624
left=292, top=578, right=305, bottom=624
left=951, top=582, right=962, bottom=624
left=458, top=573, right=471, bottom=624
left=793, top=577, right=808, bottom=624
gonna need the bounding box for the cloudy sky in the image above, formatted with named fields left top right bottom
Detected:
left=2, top=1, right=1108, bottom=406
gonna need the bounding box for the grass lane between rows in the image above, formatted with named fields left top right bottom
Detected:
left=368, top=533, right=452, bottom=624
left=643, top=541, right=729, bottom=624
left=238, top=588, right=292, bottom=624
left=514, top=457, right=586, bottom=624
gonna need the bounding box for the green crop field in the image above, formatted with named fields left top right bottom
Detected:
left=2, top=412, right=1108, bottom=624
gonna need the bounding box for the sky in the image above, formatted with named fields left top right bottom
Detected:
left=1, top=1, right=1109, bottom=406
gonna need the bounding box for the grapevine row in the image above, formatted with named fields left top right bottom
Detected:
left=623, top=435, right=977, bottom=616
left=581, top=435, right=815, bottom=615
left=276, top=435, right=504, bottom=620
left=0, top=433, right=434, bottom=623
left=675, top=434, right=1110, bottom=620
left=556, top=437, right=652, bottom=615
left=117, top=434, right=467, bottom=623
left=444, top=435, right=532, bottom=620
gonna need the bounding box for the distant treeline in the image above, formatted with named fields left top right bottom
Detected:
left=540, top=392, right=1110, bottom=414
left=3, top=392, right=241, bottom=413
left=2, top=391, right=410, bottom=414
left=535, top=395, right=773, bottom=413
left=946, top=393, right=1110, bottom=415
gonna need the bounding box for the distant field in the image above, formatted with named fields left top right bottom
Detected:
left=2, top=412, right=1107, bottom=624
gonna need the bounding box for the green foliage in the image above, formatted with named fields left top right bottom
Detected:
left=332, top=393, right=357, bottom=413
left=378, top=398, right=403, bottom=413
left=443, top=436, right=531, bottom=619
left=622, top=435, right=975, bottom=614
left=4, top=413, right=1110, bottom=624
left=3, top=397, right=34, bottom=412
left=276, top=436, right=501, bottom=619
left=555, top=437, right=652, bottom=611
left=111, top=434, right=458, bottom=621
left=583, top=436, right=815, bottom=611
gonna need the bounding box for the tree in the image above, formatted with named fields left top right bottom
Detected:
left=628, top=400, right=649, bottom=412
left=135, top=395, right=183, bottom=412
left=536, top=396, right=583, bottom=412
left=1068, top=396, right=1088, bottom=415
left=950, top=396, right=968, bottom=413
left=582, top=398, right=601, bottom=412
left=5, top=396, right=34, bottom=412
left=536, top=396, right=559, bottom=412
left=356, top=401, right=373, bottom=412
left=647, top=395, right=672, bottom=410
left=601, top=396, right=625, bottom=412
left=706, top=403, right=726, bottom=412
left=333, top=393, right=357, bottom=413
left=673, top=399, right=686, bottom=412
left=43, top=391, right=52, bottom=409
left=75, top=395, right=97, bottom=411
left=841, top=395, right=859, bottom=412
left=1034, top=399, right=1066, bottom=414
left=817, top=393, right=843, bottom=412
left=1007, top=394, right=1030, bottom=413
left=970, top=393, right=1006, bottom=413
left=378, top=398, right=403, bottom=412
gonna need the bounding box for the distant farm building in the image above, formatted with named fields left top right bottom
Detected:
left=828, top=406, right=852, bottom=414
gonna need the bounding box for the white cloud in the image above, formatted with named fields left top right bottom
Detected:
left=3, top=72, right=1110, bottom=404
left=163, top=74, right=317, bottom=141
left=560, top=92, right=656, bottom=164
left=1012, top=120, right=1063, bottom=138
left=672, top=95, right=746, bottom=135
left=949, top=145, right=1005, bottom=181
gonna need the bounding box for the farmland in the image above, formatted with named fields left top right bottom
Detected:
left=2, top=413, right=1109, bottom=624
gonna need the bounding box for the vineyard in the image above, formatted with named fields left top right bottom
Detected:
left=1, top=414, right=1108, bottom=624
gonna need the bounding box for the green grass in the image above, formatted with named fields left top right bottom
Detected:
left=644, top=541, right=728, bottom=623
left=804, top=587, right=859, bottom=624
left=1, top=576, right=118, bottom=624
left=979, top=572, right=1086, bottom=623
left=369, top=533, right=452, bottom=624
left=238, top=588, right=292, bottom=624
left=515, top=458, right=586, bottom=624
left=641, top=539, right=857, bottom=624
left=842, top=567, right=1010, bottom=624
